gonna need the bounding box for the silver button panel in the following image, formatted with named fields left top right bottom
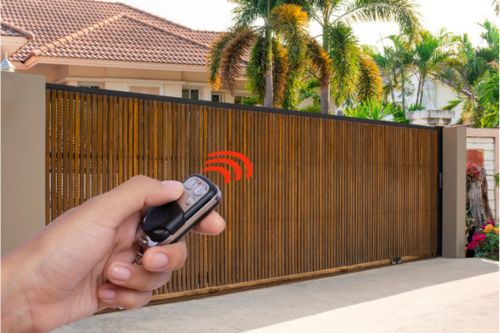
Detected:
left=178, top=176, right=209, bottom=211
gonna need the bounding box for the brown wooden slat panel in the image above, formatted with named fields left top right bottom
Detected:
left=45, top=86, right=440, bottom=302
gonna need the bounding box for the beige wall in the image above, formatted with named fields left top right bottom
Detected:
left=442, top=126, right=467, bottom=258
left=1, top=72, right=46, bottom=255
left=20, top=63, right=67, bottom=83
left=1, top=36, right=28, bottom=58
left=19, top=63, right=248, bottom=101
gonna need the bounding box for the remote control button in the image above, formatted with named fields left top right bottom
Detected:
left=186, top=197, right=196, bottom=206
left=193, top=184, right=208, bottom=196
left=184, top=178, right=198, bottom=190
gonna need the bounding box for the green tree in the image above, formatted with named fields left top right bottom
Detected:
left=412, top=29, right=458, bottom=105
left=208, top=1, right=330, bottom=109
left=444, top=21, right=499, bottom=127
left=372, top=35, right=415, bottom=110
left=307, top=0, right=422, bottom=114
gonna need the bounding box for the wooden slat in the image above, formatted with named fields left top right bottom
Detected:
left=45, top=86, right=440, bottom=303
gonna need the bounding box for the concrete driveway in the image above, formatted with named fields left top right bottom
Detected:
left=55, top=258, right=499, bottom=333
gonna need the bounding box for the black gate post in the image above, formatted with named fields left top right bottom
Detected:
left=437, top=126, right=444, bottom=256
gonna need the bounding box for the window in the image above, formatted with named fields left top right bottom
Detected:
left=182, top=88, right=199, bottom=100
left=78, top=81, right=102, bottom=89
left=211, top=93, right=223, bottom=102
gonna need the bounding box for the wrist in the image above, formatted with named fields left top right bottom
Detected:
left=2, top=253, right=36, bottom=333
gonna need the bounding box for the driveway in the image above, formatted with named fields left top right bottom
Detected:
left=55, top=258, right=499, bottom=333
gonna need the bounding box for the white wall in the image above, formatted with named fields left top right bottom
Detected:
left=163, top=82, right=182, bottom=97
left=393, top=76, right=462, bottom=124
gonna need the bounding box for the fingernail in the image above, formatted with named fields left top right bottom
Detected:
left=100, top=288, right=116, bottom=300
left=110, top=264, right=131, bottom=281
left=150, top=253, right=169, bottom=269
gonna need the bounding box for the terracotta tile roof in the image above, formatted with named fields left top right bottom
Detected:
left=1, top=0, right=220, bottom=65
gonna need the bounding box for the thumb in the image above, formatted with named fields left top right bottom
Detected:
left=82, top=175, right=184, bottom=229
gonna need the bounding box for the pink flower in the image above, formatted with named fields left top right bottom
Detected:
left=471, top=233, right=486, bottom=244
left=477, top=234, right=486, bottom=242
left=467, top=242, right=477, bottom=250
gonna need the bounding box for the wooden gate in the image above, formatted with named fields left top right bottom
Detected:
left=46, top=84, right=442, bottom=302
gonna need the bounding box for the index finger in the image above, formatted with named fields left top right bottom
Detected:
left=191, top=211, right=226, bottom=235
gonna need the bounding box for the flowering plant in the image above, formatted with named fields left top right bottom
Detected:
left=467, top=219, right=499, bottom=260
left=466, top=162, right=482, bottom=182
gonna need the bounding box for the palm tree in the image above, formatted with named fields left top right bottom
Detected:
left=208, top=1, right=330, bottom=109
left=372, top=35, right=414, bottom=110
left=371, top=46, right=399, bottom=102
left=412, top=29, right=458, bottom=105
left=306, top=0, right=422, bottom=114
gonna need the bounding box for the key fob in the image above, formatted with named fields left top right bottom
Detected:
left=141, top=174, right=222, bottom=246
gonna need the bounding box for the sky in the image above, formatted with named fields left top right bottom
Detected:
left=117, top=0, right=497, bottom=47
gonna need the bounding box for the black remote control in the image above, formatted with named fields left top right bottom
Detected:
left=141, top=174, right=222, bottom=247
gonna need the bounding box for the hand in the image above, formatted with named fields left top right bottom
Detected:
left=1, top=176, right=225, bottom=333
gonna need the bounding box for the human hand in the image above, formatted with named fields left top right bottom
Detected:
left=1, top=176, right=225, bottom=333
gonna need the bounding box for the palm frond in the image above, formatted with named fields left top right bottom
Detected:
left=272, top=38, right=290, bottom=107
left=338, top=0, right=422, bottom=40
left=326, top=22, right=360, bottom=105
left=477, top=69, right=499, bottom=107
left=282, top=68, right=303, bottom=109
left=298, top=77, right=320, bottom=102
left=220, top=28, right=257, bottom=93
left=230, top=0, right=263, bottom=28
left=480, top=104, right=499, bottom=128
left=269, top=4, right=311, bottom=109
left=270, top=4, right=309, bottom=71
left=247, top=35, right=268, bottom=102
left=231, top=0, right=313, bottom=27
left=208, top=31, right=237, bottom=89
left=357, top=52, right=383, bottom=101
left=306, top=38, right=332, bottom=89
left=443, top=98, right=463, bottom=111
left=343, top=99, right=393, bottom=120
left=479, top=20, right=499, bottom=62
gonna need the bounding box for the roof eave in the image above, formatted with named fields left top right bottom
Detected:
left=18, top=56, right=210, bottom=72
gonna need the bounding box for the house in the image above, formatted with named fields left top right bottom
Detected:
left=388, top=75, right=462, bottom=126
left=0, top=0, right=248, bottom=103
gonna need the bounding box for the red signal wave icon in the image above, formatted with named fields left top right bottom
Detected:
left=203, top=151, right=253, bottom=184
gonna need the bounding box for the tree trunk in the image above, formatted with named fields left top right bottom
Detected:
left=467, top=167, right=494, bottom=227
left=389, top=83, right=395, bottom=103
left=415, top=74, right=423, bottom=106
left=320, top=88, right=329, bottom=114
left=264, top=68, right=273, bottom=107
left=391, top=73, right=397, bottom=103
left=401, top=71, right=406, bottom=110
left=263, top=8, right=273, bottom=108
left=418, top=74, right=427, bottom=106
left=320, top=24, right=330, bottom=115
